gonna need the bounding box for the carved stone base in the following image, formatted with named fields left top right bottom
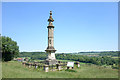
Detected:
left=44, top=59, right=58, bottom=65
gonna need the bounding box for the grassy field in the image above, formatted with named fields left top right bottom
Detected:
left=2, top=61, right=118, bottom=78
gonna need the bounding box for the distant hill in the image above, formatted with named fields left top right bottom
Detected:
left=20, top=52, right=47, bottom=60
left=19, top=51, right=119, bottom=59
left=77, top=51, right=118, bottom=57
left=19, top=51, right=119, bottom=66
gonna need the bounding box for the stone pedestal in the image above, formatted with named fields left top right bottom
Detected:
left=34, top=64, right=38, bottom=69
left=45, top=58, right=57, bottom=65
left=76, top=61, right=80, bottom=68
left=28, top=63, right=32, bottom=68
left=56, top=64, right=62, bottom=71
left=77, top=63, right=80, bottom=67
left=44, top=65, right=49, bottom=72
left=47, top=52, right=56, bottom=60
left=22, top=62, right=26, bottom=67
left=45, top=49, right=57, bottom=65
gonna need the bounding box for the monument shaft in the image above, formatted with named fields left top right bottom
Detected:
left=45, top=11, right=57, bottom=65
left=48, top=25, right=54, bottom=49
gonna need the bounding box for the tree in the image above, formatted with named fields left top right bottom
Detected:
left=2, top=36, right=19, bottom=61
left=0, top=34, right=2, bottom=61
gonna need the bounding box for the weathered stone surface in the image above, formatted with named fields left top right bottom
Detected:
left=56, top=64, right=62, bottom=71
left=44, top=65, right=49, bottom=72
left=45, top=59, right=58, bottom=65
left=45, top=11, right=57, bottom=65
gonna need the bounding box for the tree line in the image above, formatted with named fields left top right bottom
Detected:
left=1, top=35, right=119, bottom=68
left=56, top=53, right=118, bottom=66
left=20, top=52, right=118, bottom=66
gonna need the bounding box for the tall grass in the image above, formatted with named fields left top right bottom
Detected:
left=2, top=61, right=118, bottom=78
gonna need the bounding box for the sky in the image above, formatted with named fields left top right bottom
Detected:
left=2, top=2, right=118, bottom=53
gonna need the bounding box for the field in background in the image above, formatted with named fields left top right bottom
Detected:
left=2, top=61, right=118, bottom=78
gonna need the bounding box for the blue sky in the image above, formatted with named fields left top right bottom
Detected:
left=2, top=2, right=118, bottom=53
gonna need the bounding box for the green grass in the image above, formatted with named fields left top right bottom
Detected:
left=2, top=61, right=118, bottom=78
left=57, top=59, right=74, bottom=62
left=111, top=56, right=119, bottom=59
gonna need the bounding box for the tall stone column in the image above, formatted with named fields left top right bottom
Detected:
left=45, top=11, right=57, bottom=65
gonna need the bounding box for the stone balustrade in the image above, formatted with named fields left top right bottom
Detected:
left=22, top=61, right=80, bottom=72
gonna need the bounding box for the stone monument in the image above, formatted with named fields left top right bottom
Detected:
left=45, top=11, right=57, bottom=65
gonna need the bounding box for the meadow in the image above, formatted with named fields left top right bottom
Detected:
left=2, top=61, right=118, bottom=78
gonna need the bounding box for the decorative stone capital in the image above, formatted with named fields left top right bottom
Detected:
left=48, top=11, right=54, bottom=22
